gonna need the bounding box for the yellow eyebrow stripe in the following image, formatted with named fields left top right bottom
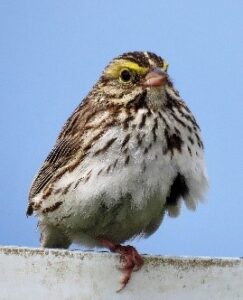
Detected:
left=163, top=60, right=169, bottom=72
left=105, top=59, right=149, bottom=78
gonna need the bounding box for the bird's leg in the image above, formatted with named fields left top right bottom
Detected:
left=98, top=238, right=144, bottom=292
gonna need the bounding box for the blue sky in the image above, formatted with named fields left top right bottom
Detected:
left=1, top=1, right=243, bottom=257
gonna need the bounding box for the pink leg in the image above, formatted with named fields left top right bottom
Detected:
left=98, top=238, right=144, bottom=292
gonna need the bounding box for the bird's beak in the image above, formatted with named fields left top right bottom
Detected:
left=142, top=68, right=168, bottom=88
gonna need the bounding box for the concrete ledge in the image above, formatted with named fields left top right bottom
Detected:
left=0, top=246, right=242, bottom=300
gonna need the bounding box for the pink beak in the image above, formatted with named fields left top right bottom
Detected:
left=142, top=68, right=168, bottom=87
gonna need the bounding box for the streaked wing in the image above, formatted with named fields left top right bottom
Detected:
left=29, top=136, right=79, bottom=200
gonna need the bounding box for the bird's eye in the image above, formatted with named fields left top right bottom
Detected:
left=119, top=69, right=132, bottom=82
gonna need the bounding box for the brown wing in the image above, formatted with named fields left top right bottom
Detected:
left=29, top=137, right=79, bottom=199
left=27, top=94, right=119, bottom=215
left=27, top=100, right=87, bottom=213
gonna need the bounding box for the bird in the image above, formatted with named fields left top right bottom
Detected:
left=27, top=51, right=208, bottom=291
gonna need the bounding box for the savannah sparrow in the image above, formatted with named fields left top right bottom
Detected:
left=28, top=51, right=208, bottom=290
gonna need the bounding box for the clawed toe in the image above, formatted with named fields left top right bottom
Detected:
left=115, top=245, right=144, bottom=291
left=98, top=238, right=144, bottom=292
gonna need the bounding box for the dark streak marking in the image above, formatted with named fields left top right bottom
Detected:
left=74, top=177, right=84, bottom=189
left=94, top=137, right=117, bottom=156
left=123, top=115, right=134, bottom=130
left=147, top=109, right=152, bottom=117
left=42, top=187, right=53, bottom=200
left=84, top=170, right=92, bottom=183
left=152, top=118, right=158, bottom=142
left=136, top=133, right=142, bottom=146
left=113, top=159, right=118, bottom=169
left=158, top=112, right=170, bottom=128
left=54, top=188, right=62, bottom=195
left=121, top=134, right=130, bottom=148
left=174, top=127, right=181, bottom=135
left=187, top=126, right=192, bottom=133
left=171, top=112, right=187, bottom=128
left=42, top=201, right=63, bottom=214
left=97, top=169, right=103, bottom=176
left=123, top=147, right=128, bottom=154
left=164, top=128, right=184, bottom=155
left=187, top=146, right=192, bottom=156
left=62, top=183, right=72, bottom=195
left=139, top=113, right=146, bottom=129
left=126, top=90, right=147, bottom=111
left=188, top=136, right=194, bottom=144
left=125, top=155, right=130, bottom=164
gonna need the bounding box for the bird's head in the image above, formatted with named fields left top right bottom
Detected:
left=92, top=51, right=175, bottom=110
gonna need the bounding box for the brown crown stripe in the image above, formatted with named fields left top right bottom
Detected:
left=42, top=201, right=63, bottom=214
left=117, top=51, right=150, bottom=67
left=146, top=51, right=165, bottom=68
left=94, top=137, right=117, bottom=156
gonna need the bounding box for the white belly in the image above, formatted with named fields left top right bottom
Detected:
left=36, top=110, right=208, bottom=246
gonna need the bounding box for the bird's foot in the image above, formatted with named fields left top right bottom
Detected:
left=99, top=238, right=144, bottom=292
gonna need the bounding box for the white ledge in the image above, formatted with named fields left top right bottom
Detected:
left=0, top=246, right=242, bottom=300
